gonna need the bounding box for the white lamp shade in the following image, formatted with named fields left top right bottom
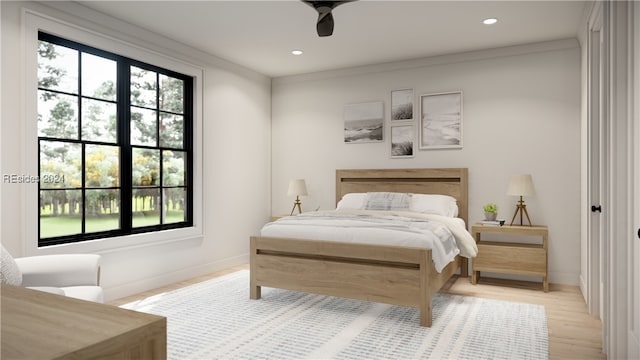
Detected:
left=287, top=179, right=308, bottom=196
left=507, top=174, right=536, bottom=197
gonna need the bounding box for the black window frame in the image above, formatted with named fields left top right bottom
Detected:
left=37, top=31, right=193, bottom=247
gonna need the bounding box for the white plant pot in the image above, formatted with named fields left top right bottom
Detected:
left=484, top=212, right=497, bottom=221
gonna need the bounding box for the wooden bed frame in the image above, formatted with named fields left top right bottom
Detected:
left=250, top=168, right=469, bottom=327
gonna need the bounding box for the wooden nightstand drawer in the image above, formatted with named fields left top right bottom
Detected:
left=471, top=224, right=549, bottom=292
left=474, top=242, right=546, bottom=276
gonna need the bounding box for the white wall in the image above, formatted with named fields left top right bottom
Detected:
left=0, top=1, right=272, bottom=300
left=272, top=40, right=582, bottom=285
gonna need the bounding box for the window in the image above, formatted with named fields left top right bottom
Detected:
left=37, top=32, right=193, bottom=246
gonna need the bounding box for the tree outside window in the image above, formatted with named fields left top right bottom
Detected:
left=37, top=32, right=192, bottom=246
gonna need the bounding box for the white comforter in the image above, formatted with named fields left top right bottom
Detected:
left=260, top=210, right=478, bottom=273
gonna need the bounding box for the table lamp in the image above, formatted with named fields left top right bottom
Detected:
left=507, top=174, right=535, bottom=226
left=288, top=179, right=308, bottom=215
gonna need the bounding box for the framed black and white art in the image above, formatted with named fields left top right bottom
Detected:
left=390, top=124, right=414, bottom=158
left=343, top=101, right=384, bottom=143
left=390, top=88, right=414, bottom=121
left=419, top=91, right=463, bottom=150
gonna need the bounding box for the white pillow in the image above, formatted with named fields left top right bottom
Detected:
left=448, top=203, right=459, bottom=217
left=336, top=193, right=366, bottom=210
left=410, top=194, right=458, bottom=217
left=338, top=192, right=458, bottom=217
left=1, top=245, right=22, bottom=286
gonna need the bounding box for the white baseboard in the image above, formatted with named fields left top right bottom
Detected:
left=579, top=274, right=588, bottom=303
left=103, top=253, right=249, bottom=302
left=548, top=271, right=580, bottom=286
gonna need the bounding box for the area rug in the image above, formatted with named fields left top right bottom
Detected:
left=121, top=270, right=548, bottom=359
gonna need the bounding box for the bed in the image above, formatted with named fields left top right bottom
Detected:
left=250, top=168, right=474, bottom=327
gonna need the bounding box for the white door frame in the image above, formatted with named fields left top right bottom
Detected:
left=601, top=1, right=635, bottom=358
left=585, top=1, right=637, bottom=358
left=586, top=2, right=603, bottom=319
left=629, top=2, right=640, bottom=358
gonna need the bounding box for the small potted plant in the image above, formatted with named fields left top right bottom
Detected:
left=483, top=203, right=498, bottom=221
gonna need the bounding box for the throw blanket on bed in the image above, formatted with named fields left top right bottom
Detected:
left=363, top=192, right=412, bottom=211
left=261, top=210, right=477, bottom=273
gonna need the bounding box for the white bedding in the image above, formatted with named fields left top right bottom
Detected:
left=260, top=209, right=478, bottom=273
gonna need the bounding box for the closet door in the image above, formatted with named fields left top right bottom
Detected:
left=629, top=3, right=640, bottom=358
left=586, top=6, right=604, bottom=318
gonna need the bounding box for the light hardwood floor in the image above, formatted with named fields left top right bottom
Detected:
left=109, top=265, right=604, bottom=360
left=443, top=276, right=604, bottom=360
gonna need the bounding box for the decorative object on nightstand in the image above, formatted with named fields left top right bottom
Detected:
left=483, top=203, right=498, bottom=221
left=288, top=179, right=308, bottom=216
left=481, top=219, right=505, bottom=227
left=507, top=174, right=536, bottom=226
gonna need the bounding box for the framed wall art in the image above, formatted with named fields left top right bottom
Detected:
left=390, top=124, right=414, bottom=158
left=390, top=88, right=414, bottom=121
left=343, top=101, right=384, bottom=143
left=419, top=91, right=463, bottom=149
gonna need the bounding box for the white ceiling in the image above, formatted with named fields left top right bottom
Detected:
left=77, top=0, right=587, bottom=78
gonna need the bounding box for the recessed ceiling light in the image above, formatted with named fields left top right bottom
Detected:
left=483, top=18, right=498, bottom=25
left=291, top=49, right=303, bottom=55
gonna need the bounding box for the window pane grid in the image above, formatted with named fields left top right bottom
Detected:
left=37, top=87, right=80, bottom=98
left=38, top=137, right=120, bottom=147
left=37, top=32, right=192, bottom=246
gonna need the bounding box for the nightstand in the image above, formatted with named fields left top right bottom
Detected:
left=471, top=224, right=548, bottom=292
left=270, top=214, right=290, bottom=222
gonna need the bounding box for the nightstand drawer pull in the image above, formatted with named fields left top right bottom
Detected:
left=591, top=205, right=602, bottom=213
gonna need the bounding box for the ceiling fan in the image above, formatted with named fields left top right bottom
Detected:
left=301, top=1, right=356, bottom=37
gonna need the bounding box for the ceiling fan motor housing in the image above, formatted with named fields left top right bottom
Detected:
left=302, top=0, right=355, bottom=37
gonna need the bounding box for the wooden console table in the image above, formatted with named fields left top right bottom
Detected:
left=1, top=284, right=166, bottom=359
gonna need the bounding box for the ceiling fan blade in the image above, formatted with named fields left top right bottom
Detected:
left=316, top=10, right=334, bottom=37
left=301, top=0, right=356, bottom=37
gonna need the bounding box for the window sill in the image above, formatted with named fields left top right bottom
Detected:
left=27, top=226, right=203, bottom=256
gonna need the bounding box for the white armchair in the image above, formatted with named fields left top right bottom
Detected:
left=1, top=245, right=103, bottom=303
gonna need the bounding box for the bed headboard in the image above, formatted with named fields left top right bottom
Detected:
left=335, top=168, right=469, bottom=224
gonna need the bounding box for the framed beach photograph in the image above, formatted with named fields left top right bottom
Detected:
left=419, top=91, right=463, bottom=149
left=390, top=88, right=414, bottom=121
left=390, top=124, right=414, bottom=158
left=344, top=101, right=384, bottom=143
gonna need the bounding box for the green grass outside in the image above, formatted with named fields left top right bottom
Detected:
left=40, top=210, right=185, bottom=238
